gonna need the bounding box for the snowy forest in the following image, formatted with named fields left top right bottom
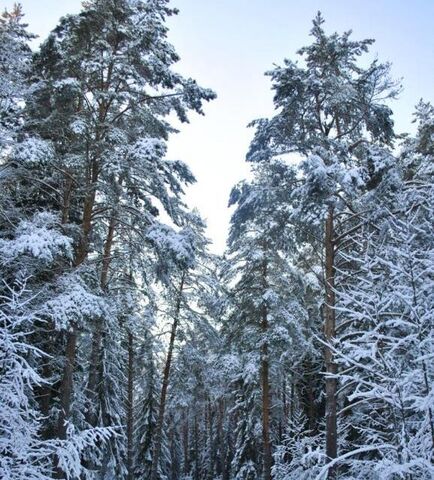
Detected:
left=0, top=1, right=433, bottom=479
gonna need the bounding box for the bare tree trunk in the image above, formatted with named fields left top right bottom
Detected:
left=183, top=408, right=190, bottom=476
left=324, top=206, right=337, bottom=478
left=85, top=215, right=116, bottom=427
left=57, top=330, right=77, bottom=440
left=53, top=329, right=78, bottom=479
left=150, top=273, right=185, bottom=480
left=127, top=331, right=134, bottom=480
left=194, top=413, right=200, bottom=480
left=207, top=399, right=215, bottom=480
left=216, top=399, right=224, bottom=477
left=261, top=258, right=272, bottom=480
left=306, top=374, right=317, bottom=432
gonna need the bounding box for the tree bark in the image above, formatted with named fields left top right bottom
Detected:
left=324, top=206, right=337, bottom=478
left=261, top=258, right=272, bottom=480
left=56, top=329, right=77, bottom=440
left=183, top=408, right=190, bottom=476
left=85, top=215, right=116, bottom=427
left=150, top=273, right=185, bottom=480
left=127, top=331, right=134, bottom=480
left=56, top=157, right=99, bottom=441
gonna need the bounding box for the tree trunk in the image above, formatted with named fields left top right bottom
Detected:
left=127, top=331, right=134, bottom=480
left=56, top=158, right=99, bottom=437
left=57, top=329, right=77, bottom=440
left=85, top=215, right=116, bottom=427
left=183, top=408, right=190, bottom=476
left=61, top=175, right=74, bottom=224
left=54, top=329, right=78, bottom=478
left=324, top=206, right=337, bottom=478
left=194, top=413, right=200, bottom=480
left=216, top=399, right=224, bottom=477
left=150, top=273, right=185, bottom=480
left=261, top=258, right=272, bottom=480
left=207, top=399, right=215, bottom=480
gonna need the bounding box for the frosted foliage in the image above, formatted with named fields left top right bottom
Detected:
left=146, top=223, right=196, bottom=269
left=44, top=274, right=108, bottom=330
left=0, top=281, right=113, bottom=479
left=54, top=425, right=113, bottom=480
left=0, top=212, right=72, bottom=265
left=332, top=109, right=434, bottom=479
left=13, top=138, right=55, bottom=165
left=0, top=282, right=52, bottom=479
left=0, top=6, right=34, bottom=147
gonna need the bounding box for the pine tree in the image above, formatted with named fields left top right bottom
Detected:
left=0, top=4, right=34, bottom=148
left=247, top=13, right=399, bottom=477
left=20, top=1, right=215, bottom=475
left=225, top=159, right=311, bottom=479
left=330, top=102, right=434, bottom=479
left=147, top=211, right=217, bottom=480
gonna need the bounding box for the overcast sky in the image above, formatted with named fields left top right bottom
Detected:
left=5, top=0, right=433, bottom=252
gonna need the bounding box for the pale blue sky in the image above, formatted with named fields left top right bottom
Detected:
left=4, top=0, right=433, bottom=251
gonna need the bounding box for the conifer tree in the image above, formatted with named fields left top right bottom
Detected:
left=22, top=0, right=215, bottom=465
left=247, top=13, right=399, bottom=477
left=330, top=102, right=434, bottom=479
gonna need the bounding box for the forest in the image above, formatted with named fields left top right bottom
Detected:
left=0, top=1, right=433, bottom=479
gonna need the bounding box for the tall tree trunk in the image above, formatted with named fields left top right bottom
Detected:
left=56, top=158, right=99, bottom=436
left=85, top=215, right=116, bottom=427
left=183, top=408, right=190, bottom=476
left=53, top=329, right=78, bottom=479
left=324, top=206, right=337, bottom=478
left=127, top=331, right=134, bottom=480
left=207, top=399, right=215, bottom=480
left=56, top=330, right=77, bottom=440
left=150, top=273, right=185, bottom=480
left=216, top=399, right=224, bottom=477
left=194, top=413, right=200, bottom=480
left=261, top=258, right=272, bottom=480
left=306, top=373, right=317, bottom=432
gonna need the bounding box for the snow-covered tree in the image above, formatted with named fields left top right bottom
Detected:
left=246, top=12, right=400, bottom=477
left=224, top=159, right=313, bottom=479
left=146, top=211, right=219, bottom=480
left=0, top=4, right=34, bottom=148
left=330, top=102, right=434, bottom=479
left=0, top=280, right=54, bottom=480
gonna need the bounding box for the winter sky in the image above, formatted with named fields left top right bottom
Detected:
left=5, top=0, right=434, bottom=252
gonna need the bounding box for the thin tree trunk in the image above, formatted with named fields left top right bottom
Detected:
left=183, top=408, right=190, bottom=476
left=127, top=331, right=134, bottom=480
left=261, top=335, right=272, bottom=480
left=261, top=258, right=272, bottom=480
left=324, top=206, right=337, bottom=478
left=194, top=413, right=200, bottom=480
left=150, top=273, right=185, bottom=480
left=306, top=373, right=317, bottom=432
left=54, top=329, right=78, bottom=478
left=208, top=399, right=215, bottom=480
left=56, top=329, right=77, bottom=441
left=216, top=399, right=224, bottom=477
left=85, top=215, right=116, bottom=426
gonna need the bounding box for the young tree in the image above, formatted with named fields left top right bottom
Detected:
left=225, top=160, right=311, bottom=479
left=0, top=4, right=34, bottom=148
left=147, top=212, right=217, bottom=480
